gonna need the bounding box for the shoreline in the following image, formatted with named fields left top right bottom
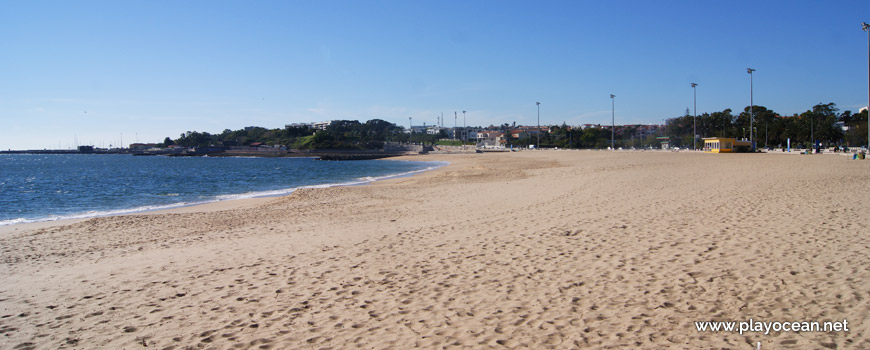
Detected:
left=0, top=149, right=858, bottom=235
left=0, top=157, right=447, bottom=234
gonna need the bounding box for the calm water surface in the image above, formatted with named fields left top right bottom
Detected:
left=0, top=154, right=442, bottom=225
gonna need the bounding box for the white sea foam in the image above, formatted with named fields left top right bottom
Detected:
left=0, top=201, right=204, bottom=226
left=0, top=161, right=447, bottom=227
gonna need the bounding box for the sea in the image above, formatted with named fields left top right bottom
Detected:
left=0, top=154, right=443, bottom=226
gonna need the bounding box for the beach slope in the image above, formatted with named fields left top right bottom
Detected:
left=1, top=151, right=868, bottom=349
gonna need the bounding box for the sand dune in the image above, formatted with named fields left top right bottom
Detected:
left=1, top=151, right=868, bottom=349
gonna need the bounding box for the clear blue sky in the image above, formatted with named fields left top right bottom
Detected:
left=2, top=0, right=869, bottom=149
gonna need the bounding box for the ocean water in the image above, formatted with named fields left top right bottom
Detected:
left=0, top=154, right=443, bottom=226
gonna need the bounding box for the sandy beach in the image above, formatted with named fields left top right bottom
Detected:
left=1, top=150, right=868, bottom=349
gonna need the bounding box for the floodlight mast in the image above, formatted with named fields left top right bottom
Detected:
left=462, top=110, right=467, bottom=143
left=691, top=83, right=697, bottom=150
left=863, top=22, right=870, bottom=151
left=747, top=68, right=756, bottom=152
left=610, top=94, right=615, bottom=150
left=536, top=102, right=541, bottom=148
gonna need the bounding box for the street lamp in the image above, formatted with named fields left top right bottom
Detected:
left=691, top=83, right=698, bottom=150
left=747, top=68, right=756, bottom=151
left=409, top=117, right=413, bottom=143
left=863, top=22, right=870, bottom=151
left=610, top=94, right=615, bottom=150
left=454, top=111, right=457, bottom=140
left=463, top=110, right=467, bottom=143
left=536, top=102, right=541, bottom=149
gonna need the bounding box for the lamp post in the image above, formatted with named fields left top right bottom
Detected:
left=691, top=83, right=697, bottom=150
left=536, top=102, right=541, bottom=149
left=409, top=117, right=412, bottom=143
left=863, top=22, right=870, bottom=151
left=463, top=110, right=467, bottom=144
left=454, top=111, right=457, bottom=140
left=747, top=68, right=756, bottom=151
left=610, top=94, right=615, bottom=150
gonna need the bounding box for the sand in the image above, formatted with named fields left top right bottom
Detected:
left=1, top=150, right=868, bottom=349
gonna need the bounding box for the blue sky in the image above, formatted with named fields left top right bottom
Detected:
left=2, top=0, right=869, bottom=149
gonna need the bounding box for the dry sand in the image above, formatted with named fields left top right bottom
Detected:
left=1, top=151, right=868, bottom=349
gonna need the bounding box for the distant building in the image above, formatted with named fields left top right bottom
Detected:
left=312, top=121, right=336, bottom=130
left=656, top=136, right=672, bottom=149
left=129, top=143, right=161, bottom=150
left=285, top=123, right=312, bottom=129
left=477, top=131, right=505, bottom=148
left=443, top=127, right=481, bottom=140
left=703, top=137, right=752, bottom=153
left=407, top=125, right=428, bottom=134
left=510, top=129, right=529, bottom=139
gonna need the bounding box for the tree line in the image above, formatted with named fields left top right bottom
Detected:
left=518, top=102, right=868, bottom=150
left=162, top=102, right=868, bottom=150
left=165, top=119, right=417, bottom=149
left=661, top=102, right=868, bottom=149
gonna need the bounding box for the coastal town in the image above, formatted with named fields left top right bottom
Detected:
left=4, top=102, right=868, bottom=158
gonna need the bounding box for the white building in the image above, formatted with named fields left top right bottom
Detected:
left=406, top=125, right=428, bottom=134
left=285, top=123, right=312, bottom=129
left=312, top=121, right=335, bottom=130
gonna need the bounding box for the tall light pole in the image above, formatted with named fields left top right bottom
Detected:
left=409, top=117, right=413, bottom=143
left=454, top=111, right=457, bottom=140
left=863, top=22, right=870, bottom=151
left=463, top=110, right=467, bottom=143
left=691, top=83, right=698, bottom=150
left=747, top=68, right=756, bottom=151
left=536, top=102, right=541, bottom=148
left=610, top=94, right=615, bottom=150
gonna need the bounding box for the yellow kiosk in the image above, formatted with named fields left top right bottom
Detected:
left=703, top=137, right=752, bottom=153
